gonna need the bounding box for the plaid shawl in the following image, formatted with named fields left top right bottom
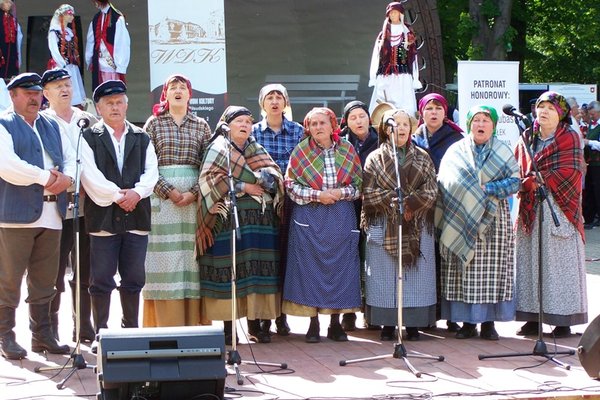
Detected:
left=285, top=136, right=362, bottom=191
left=361, top=141, right=437, bottom=267
left=196, top=135, right=284, bottom=255
left=435, top=136, right=519, bottom=267
left=515, top=123, right=584, bottom=240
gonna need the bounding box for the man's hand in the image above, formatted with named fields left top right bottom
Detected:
left=45, top=169, right=73, bottom=194
left=116, top=189, right=141, bottom=212
left=174, top=192, right=196, bottom=207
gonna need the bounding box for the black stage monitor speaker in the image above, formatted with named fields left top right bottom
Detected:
left=97, top=326, right=226, bottom=400
left=578, top=314, right=600, bottom=379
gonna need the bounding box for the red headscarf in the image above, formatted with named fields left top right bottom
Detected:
left=152, top=74, right=193, bottom=116
left=302, top=107, right=341, bottom=143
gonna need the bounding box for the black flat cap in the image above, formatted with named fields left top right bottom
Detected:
left=41, top=68, right=70, bottom=86
left=93, top=80, right=127, bottom=103
left=7, top=72, right=43, bottom=91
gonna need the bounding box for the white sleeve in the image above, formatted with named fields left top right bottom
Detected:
left=113, top=17, right=131, bottom=74
left=61, top=127, right=77, bottom=180
left=17, top=24, right=22, bottom=67
left=0, top=123, right=50, bottom=186
left=85, top=22, right=94, bottom=69
left=132, top=140, right=159, bottom=199
left=588, top=140, right=600, bottom=151
left=80, top=139, right=123, bottom=206
left=412, top=54, right=422, bottom=90
left=368, top=35, right=381, bottom=87
left=48, top=30, right=66, bottom=68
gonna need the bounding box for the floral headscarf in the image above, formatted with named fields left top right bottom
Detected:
left=302, top=107, right=341, bottom=142
left=151, top=74, right=193, bottom=116
left=535, top=91, right=571, bottom=122
left=466, top=105, right=498, bottom=135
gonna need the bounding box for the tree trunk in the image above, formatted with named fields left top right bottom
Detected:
left=470, top=0, right=513, bottom=60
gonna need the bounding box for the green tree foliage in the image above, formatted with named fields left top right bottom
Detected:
left=523, top=0, right=600, bottom=84
left=438, top=0, right=600, bottom=84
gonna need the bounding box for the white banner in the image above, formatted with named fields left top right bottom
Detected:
left=457, top=61, right=520, bottom=150
left=147, top=0, right=227, bottom=125
left=548, top=83, right=597, bottom=107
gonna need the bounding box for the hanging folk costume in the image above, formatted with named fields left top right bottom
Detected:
left=282, top=107, right=363, bottom=343
left=196, top=106, right=284, bottom=343
left=85, top=0, right=130, bottom=91
left=362, top=108, right=437, bottom=341
left=48, top=4, right=86, bottom=106
left=142, top=75, right=212, bottom=327
left=435, top=105, right=520, bottom=340
left=515, top=91, right=587, bottom=336
left=368, top=2, right=421, bottom=115
left=0, top=0, right=21, bottom=80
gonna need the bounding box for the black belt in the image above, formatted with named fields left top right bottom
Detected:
left=42, top=195, right=58, bottom=202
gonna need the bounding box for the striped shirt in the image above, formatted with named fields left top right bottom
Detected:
left=144, top=112, right=211, bottom=199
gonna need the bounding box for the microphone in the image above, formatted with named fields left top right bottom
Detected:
left=384, top=117, right=397, bottom=127
left=502, top=104, right=528, bottom=121
left=77, top=117, right=90, bottom=129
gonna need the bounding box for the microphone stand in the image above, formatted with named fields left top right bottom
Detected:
left=340, top=120, right=444, bottom=377
left=222, top=130, right=286, bottom=385
left=478, top=115, right=574, bottom=368
left=35, top=118, right=95, bottom=387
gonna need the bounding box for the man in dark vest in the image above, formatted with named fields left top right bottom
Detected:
left=0, top=72, right=74, bottom=359
left=85, top=0, right=130, bottom=92
left=80, top=80, right=158, bottom=352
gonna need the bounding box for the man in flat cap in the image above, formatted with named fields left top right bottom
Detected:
left=41, top=68, right=98, bottom=343
left=0, top=72, right=75, bottom=359
left=85, top=0, right=130, bottom=92
left=80, top=80, right=158, bottom=352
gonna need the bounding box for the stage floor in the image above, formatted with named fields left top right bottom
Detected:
left=2, top=229, right=600, bottom=400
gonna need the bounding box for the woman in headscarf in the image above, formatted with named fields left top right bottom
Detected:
left=283, top=107, right=363, bottom=343
left=515, top=91, right=588, bottom=338
left=142, top=74, right=212, bottom=328
left=413, top=93, right=464, bottom=172
left=48, top=4, right=86, bottom=106
left=251, top=83, right=303, bottom=337
left=368, top=2, right=421, bottom=115
left=362, top=108, right=437, bottom=341
left=436, top=105, right=520, bottom=340
left=413, top=92, right=464, bottom=332
left=339, top=100, right=379, bottom=331
left=197, top=106, right=284, bottom=345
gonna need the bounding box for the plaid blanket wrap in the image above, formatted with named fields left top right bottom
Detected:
left=196, top=135, right=284, bottom=255
left=361, top=142, right=437, bottom=267
left=285, top=136, right=362, bottom=191
left=515, top=123, right=584, bottom=240
left=435, top=136, right=519, bottom=267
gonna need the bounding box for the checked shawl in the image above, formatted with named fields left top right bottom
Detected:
left=196, top=135, right=284, bottom=255
left=515, top=123, right=584, bottom=240
left=435, top=136, right=519, bottom=267
left=285, top=136, right=362, bottom=191
left=361, top=141, right=437, bottom=267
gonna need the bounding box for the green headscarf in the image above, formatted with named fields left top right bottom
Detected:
left=466, top=105, right=498, bottom=135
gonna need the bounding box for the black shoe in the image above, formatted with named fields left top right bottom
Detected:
left=275, top=314, right=290, bottom=336
left=247, top=319, right=271, bottom=343
left=0, top=333, right=27, bottom=360
left=551, top=326, right=571, bottom=338
left=260, top=319, right=272, bottom=335
left=480, top=321, right=499, bottom=340
left=305, top=317, right=320, bottom=343
left=406, top=327, right=420, bottom=341
left=455, top=323, right=478, bottom=339
left=327, top=324, right=348, bottom=342
left=341, top=313, right=357, bottom=331
left=446, top=321, right=461, bottom=332
left=584, top=223, right=595, bottom=230
left=380, top=326, right=396, bottom=341
left=516, top=321, right=539, bottom=336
